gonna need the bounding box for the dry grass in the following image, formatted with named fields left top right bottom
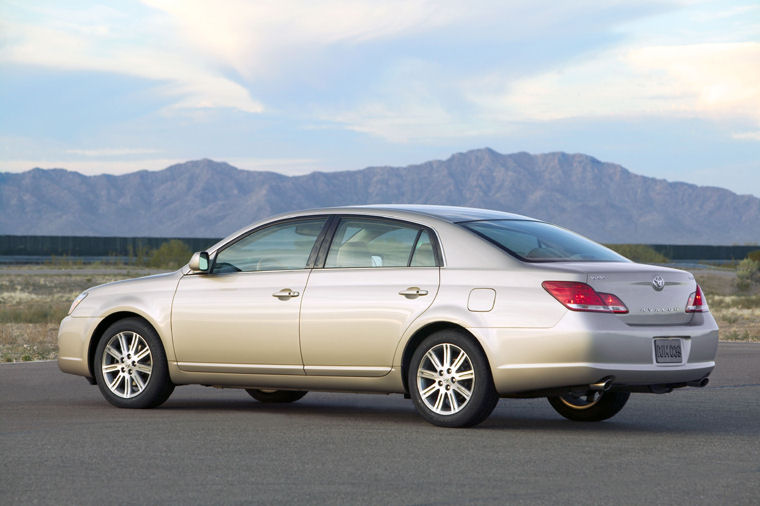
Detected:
left=0, top=266, right=163, bottom=362
left=1, top=265, right=757, bottom=362
left=1, top=323, right=59, bottom=362
left=693, top=269, right=760, bottom=342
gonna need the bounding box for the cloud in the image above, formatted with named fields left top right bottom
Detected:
left=0, top=3, right=263, bottom=113
left=1, top=156, right=323, bottom=176
left=140, top=0, right=461, bottom=79
left=65, top=148, right=162, bottom=157
left=470, top=42, right=760, bottom=125
left=732, top=131, right=760, bottom=141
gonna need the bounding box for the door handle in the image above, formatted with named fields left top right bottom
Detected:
left=272, top=289, right=300, bottom=300
left=398, top=287, right=428, bottom=298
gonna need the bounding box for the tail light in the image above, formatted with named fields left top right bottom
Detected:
left=542, top=281, right=628, bottom=314
left=686, top=285, right=709, bottom=313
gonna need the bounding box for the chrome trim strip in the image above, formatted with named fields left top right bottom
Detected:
left=497, top=361, right=715, bottom=371
left=177, top=362, right=305, bottom=375
left=304, top=365, right=391, bottom=377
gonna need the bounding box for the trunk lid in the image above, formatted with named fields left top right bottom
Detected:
left=583, top=263, right=697, bottom=325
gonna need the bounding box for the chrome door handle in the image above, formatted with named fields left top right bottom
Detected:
left=398, top=287, right=428, bottom=298
left=272, top=289, right=300, bottom=300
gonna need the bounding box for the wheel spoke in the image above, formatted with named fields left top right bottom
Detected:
left=425, top=350, right=443, bottom=371
left=418, top=369, right=438, bottom=380
left=446, top=391, right=459, bottom=411
left=442, top=344, right=451, bottom=369
left=134, top=363, right=152, bottom=375
left=453, top=383, right=472, bottom=400
left=102, top=363, right=120, bottom=374
left=106, top=345, right=122, bottom=361
left=451, top=350, right=467, bottom=372
left=128, top=332, right=139, bottom=356
left=420, top=383, right=439, bottom=399
left=559, top=391, right=601, bottom=409
left=132, top=372, right=146, bottom=392
left=117, top=333, right=129, bottom=356
left=134, top=347, right=151, bottom=362
left=109, top=372, right=123, bottom=392
left=433, top=390, right=445, bottom=412
left=455, top=369, right=474, bottom=381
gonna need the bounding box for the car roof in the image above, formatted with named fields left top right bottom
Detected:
left=333, top=204, right=535, bottom=223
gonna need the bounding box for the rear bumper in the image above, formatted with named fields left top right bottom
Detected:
left=475, top=311, right=719, bottom=395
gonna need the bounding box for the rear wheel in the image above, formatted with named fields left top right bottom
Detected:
left=94, top=318, right=174, bottom=408
left=547, top=390, right=630, bottom=422
left=408, top=330, right=498, bottom=428
left=245, top=389, right=308, bottom=403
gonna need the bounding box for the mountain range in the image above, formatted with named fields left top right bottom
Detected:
left=1, top=148, right=758, bottom=244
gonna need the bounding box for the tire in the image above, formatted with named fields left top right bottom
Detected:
left=94, top=318, right=174, bottom=409
left=408, top=330, right=498, bottom=428
left=547, top=390, right=630, bottom=422
left=245, top=389, right=308, bottom=403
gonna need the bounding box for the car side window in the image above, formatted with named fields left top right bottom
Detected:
left=410, top=230, right=436, bottom=267
left=325, top=218, right=436, bottom=268
left=213, top=218, right=327, bottom=273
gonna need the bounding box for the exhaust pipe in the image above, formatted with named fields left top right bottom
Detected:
left=687, top=377, right=710, bottom=388
left=589, top=377, right=614, bottom=391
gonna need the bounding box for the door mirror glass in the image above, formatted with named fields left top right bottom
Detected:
left=188, top=251, right=210, bottom=272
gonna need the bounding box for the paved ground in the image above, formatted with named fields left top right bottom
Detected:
left=2, top=343, right=758, bottom=505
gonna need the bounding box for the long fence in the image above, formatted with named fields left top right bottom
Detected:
left=0, top=235, right=221, bottom=257
left=646, top=244, right=758, bottom=261
left=0, top=235, right=757, bottom=261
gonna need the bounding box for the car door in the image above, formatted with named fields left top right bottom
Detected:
left=171, top=217, right=329, bottom=374
left=299, top=217, right=440, bottom=377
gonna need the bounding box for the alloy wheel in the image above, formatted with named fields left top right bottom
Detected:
left=416, top=343, right=475, bottom=415
left=101, top=331, right=153, bottom=399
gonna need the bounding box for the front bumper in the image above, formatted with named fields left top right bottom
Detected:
left=58, top=315, right=100, bottom=378
left=476, top=310, right=719, bottom=395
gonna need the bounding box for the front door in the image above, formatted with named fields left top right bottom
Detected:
left=171, top=217, right=328, bottom=374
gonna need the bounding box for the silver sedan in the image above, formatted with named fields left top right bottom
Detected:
left=58, top=205, right=718, bottom=427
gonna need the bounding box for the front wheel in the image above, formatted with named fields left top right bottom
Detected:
left=408, top=330, right=498, bottom=428
left=547, top=390, right=630, bottom=422
left=245, top=389, right=307, bottom=403
left=94, top=318, right=174, bottom=409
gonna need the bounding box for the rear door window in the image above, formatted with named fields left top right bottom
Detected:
left=325, top=218, right=437, bottom=268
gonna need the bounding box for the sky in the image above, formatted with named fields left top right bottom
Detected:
left=1, top=0, right=759, bottom=196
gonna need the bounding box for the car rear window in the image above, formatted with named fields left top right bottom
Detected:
left=461, top=220, right=628, bottom=263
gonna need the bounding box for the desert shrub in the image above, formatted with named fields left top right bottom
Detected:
left=0, top=302, right=69, bottom=323
left=736, top=257, right=760, bottom=292
left=708, top=294, right=760, bottom=310
left=747, top=250, right=760, bottom=263
left=605, top=244, right=668, bottom=263
left=147, top=240, right=193, bottom=269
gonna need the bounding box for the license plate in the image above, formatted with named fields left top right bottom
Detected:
left=654, top=338, right=683, bottom=364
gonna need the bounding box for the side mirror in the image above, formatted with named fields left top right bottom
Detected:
left=188, top=251, right=210, bottom=273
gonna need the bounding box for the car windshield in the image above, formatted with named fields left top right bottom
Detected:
left=461, top=220, right=628, bottom=263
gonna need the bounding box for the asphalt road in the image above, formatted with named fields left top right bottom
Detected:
left=2, top=343, right=759, bottom=505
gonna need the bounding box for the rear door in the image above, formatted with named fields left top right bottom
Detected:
left=299, top=217, right=440, bottom=376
